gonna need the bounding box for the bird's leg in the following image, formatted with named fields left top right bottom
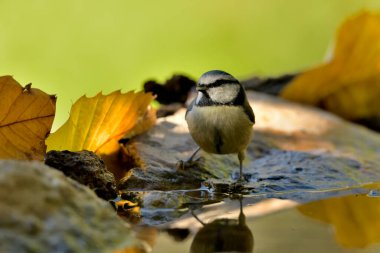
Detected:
left=187, top=146, right=201, bottom=163
left=237, top=151, right=246, bottom=182
left=238, top=195, right=246, bottom=226
left=191, top=209, right=206, bottom=226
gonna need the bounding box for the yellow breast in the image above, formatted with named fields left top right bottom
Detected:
left=186, top=106, right=253, bottom=154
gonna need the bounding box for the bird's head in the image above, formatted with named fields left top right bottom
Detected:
left=196, top=70, right=241, bottom=104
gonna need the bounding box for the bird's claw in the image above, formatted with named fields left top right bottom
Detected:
left=176, top=156, right=204, bottom=170
left=176, top=160, right=185, bottom=170
left=236, top=177, right=248, bottom=184
left=176, top=159, right=197, bottom=170
left=230, top=180, right=245, bottom=193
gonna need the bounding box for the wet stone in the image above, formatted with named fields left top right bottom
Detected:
left=117, top=91, right=380, bottom=224
left=45, top=150, right=117, bottom=200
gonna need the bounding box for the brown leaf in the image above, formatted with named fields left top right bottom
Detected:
left=0, top=76, right=56, bottom=160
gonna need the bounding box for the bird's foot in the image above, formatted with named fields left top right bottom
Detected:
left=237, top=177, right=248, bottom=184
left=176, top=160, right=186, bottom=170
left=175, top=159, right=198, bottom=170
left=177, top=147, right=202, bottom=170
left=230, top=181, right=245, bottom=193
left=228, top=176, right=252, bottom=194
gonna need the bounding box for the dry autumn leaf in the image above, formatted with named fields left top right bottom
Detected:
left=46, top=90, right=156, bottom=179
left=281, top=11, right=380, bottom=120
left=0, top=76, right=56, bottom=160
left=298, top=183, right=380, bottom=248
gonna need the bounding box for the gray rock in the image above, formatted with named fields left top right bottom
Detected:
left=45, top=150, right=117, bottom=200
left=120, top=91, right=380, bottom=202
left=0, top=160, right=136, bottom=253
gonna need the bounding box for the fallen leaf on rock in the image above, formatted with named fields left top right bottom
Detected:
left=281, top=11, right=380, bottom=121
left=0, top=76, right=56, bottom=160
left=298, top=183, right=380, bottom=248
left=121, top=106, right=157, bottom=140
left=113, top=198, right=141, bottom=224
left=46, top=90, right=156, bottom=179
left=101, top=143, right=145, bottom=182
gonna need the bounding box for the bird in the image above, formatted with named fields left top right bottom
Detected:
left=184, top=70, right=255, bottom=182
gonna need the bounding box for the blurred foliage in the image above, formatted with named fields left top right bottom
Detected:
left=1, top=1, right=380, bottom=129
left=0, top=76, right=55, bottom=160
left=298, top=183, right=380, bottom=248
left=282, top=11, right=380, bottom=121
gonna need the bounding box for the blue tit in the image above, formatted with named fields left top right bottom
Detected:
left=185, top=70, right=255, bottom=182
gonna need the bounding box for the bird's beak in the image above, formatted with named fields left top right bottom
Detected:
left=196, top=85, right=207, bottom=91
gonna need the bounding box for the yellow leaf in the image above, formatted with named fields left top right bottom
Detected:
left=281, top=11, right=380, bottom=120
left=0, top=76, right=56, bottom=160
left=298, top=183, right=380, bottom=248
left=46, top=90, right=156, bottom=178
left=46, top=90, right=155, bottom=152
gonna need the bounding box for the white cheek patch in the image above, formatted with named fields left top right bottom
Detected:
left=207, top=84, right=240, bottom=103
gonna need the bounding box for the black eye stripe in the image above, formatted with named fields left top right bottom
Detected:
left=198, top=79, right=240, bottom=88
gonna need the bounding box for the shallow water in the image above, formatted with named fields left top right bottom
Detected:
left=117, top=183, right=380, bottom=252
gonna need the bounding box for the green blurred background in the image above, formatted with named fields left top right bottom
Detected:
left=1, top=0, right=379, bottom=130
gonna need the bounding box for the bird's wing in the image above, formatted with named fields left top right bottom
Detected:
left=243, top=100, right=255, bottom=124
left=185, top=99, right=196, bottom=119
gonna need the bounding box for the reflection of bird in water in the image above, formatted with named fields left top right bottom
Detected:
left=190, top=197, right=254, bottom=253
